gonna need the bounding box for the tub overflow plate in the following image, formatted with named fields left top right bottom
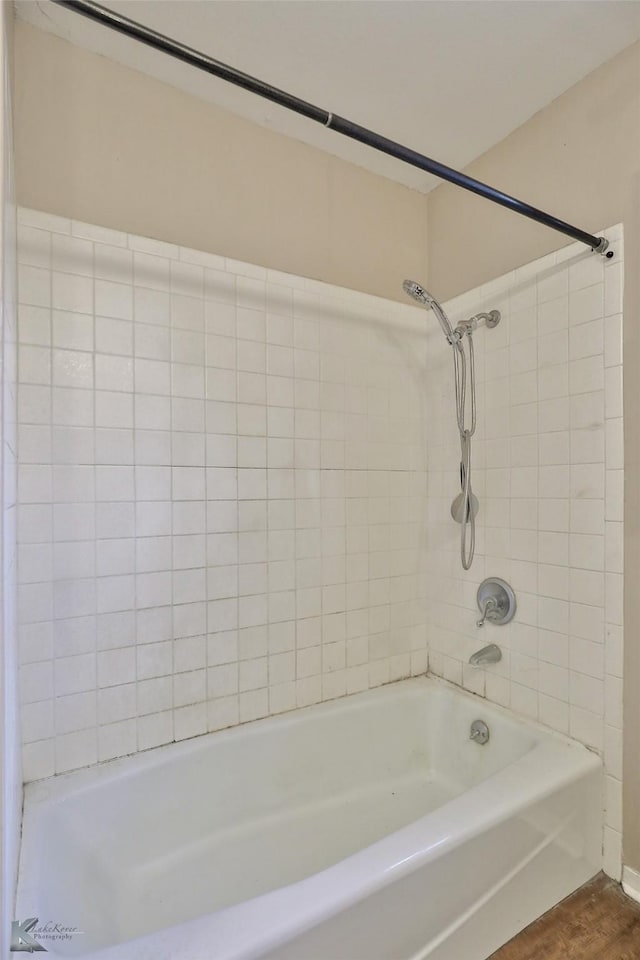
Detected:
left=470, top=719, right=490, bottom=745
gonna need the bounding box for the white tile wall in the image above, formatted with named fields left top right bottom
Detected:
left=16, top=208, right=430, bottom=781
left=424, top=225, right=624, bottom=878
left=15, top=209, right=624, bottom=879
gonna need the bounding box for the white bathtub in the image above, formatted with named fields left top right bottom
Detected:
left=17, top=677, right=601, bottom=960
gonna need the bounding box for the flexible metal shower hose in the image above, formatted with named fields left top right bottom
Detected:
left=452, top=335, right=476, bottom=570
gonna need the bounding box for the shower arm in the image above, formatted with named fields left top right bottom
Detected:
left=454, top=311, right=501, bottom=338
left=50, top=0, right=613, bottom=259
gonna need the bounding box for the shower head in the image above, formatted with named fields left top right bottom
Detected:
left=402, top=279, right=432, bottom=305
left=402, top=280, right=456, bottom=345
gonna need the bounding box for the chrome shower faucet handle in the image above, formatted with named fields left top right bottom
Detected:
left=476, top=596, right=499, bottom=627
left=476, top=578, right=517, bottom=627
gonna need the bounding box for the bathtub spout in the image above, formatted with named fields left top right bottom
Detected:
left=469, top=643, right=502, bottom=666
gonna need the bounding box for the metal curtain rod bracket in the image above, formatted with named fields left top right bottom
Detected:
left=50, top=0, right=614, bottom=259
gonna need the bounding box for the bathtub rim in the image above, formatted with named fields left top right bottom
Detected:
left=17, top=675, right=602, bottom=960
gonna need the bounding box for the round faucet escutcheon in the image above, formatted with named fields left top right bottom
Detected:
left=476, top=577, right=516, bottom=627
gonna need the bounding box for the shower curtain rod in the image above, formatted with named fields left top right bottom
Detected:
left=51, top=0, right=613, bottom=258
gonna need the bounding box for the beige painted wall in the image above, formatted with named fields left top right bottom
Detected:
left=12, top=20, right=427, bottom=303
left=428, top=41, right=639, bottom=302
left=428, top=41, right=640, bottom=873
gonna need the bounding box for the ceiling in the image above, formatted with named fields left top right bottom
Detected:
left=15, top=0, right=640, bottom=193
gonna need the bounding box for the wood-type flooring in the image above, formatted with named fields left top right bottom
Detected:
left=489, top=874, right=640, bottom=960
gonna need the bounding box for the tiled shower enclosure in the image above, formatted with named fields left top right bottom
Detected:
left=15, top=208, right=624, bottom=877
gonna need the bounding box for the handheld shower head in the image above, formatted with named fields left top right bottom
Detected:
left=402, top=279, right=456, bottom=344
left=402, top=280, right=500, bottom=573
left=402, top=279, right=430, bottom=304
